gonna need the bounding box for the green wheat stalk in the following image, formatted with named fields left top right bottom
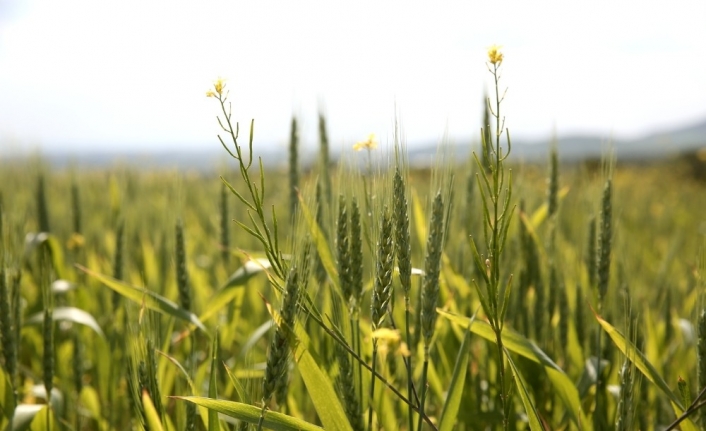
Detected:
left=469, top=46, right=517, bottom=429
left=418, top=192, right=445, bottom=431
left=220, top=181, right=230, bottom=263
left=289, top=116, right=300, bottom=220
left=393, top=166, right=416, bottom=431
left=260, top=265, right=300, bottom=430
left=175, top=219, right=191, bottom=312
left=368, top=208, right=394, bottom=431
left=594, top=176, right=613, bottom=431
left=37, top=174, right=51, bottom=233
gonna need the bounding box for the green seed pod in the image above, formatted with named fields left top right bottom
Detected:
left=220, top=182, right=230, bottom=263
left=481, top=92, right=492, bottom=173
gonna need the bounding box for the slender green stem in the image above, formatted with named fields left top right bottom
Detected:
left=405, top=302, right=415, bottom=431
left=594, top=303, right=605, bottom=431
left=355, top=318, right=363, bottom=414
left=367, top=345, right=378, bottom=431
left=256, top=403, right=267, bottom=431
left=417, top=352, right=430, bottom=431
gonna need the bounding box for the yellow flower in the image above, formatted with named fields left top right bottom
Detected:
left=371, top=328, right=410, bottom=358
left=353, top=133, right=378, bottom=151
left=66, top=233, right=85, bottom=250
left=205, top=77, right=226, bottom=98
left=214, top=77, right=225, bottom=94
left=487, top=44, right=504, bottom=65
left=371, top=328, right=401, bottom=342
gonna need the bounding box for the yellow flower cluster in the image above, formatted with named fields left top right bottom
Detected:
left=353, top=133, right=378, bottom=151
left=206, top=77, right=226, bottom=98
left=66, top=233, right=85, bottom=250
left=371, top=328, right=411, bottom=357
left=487, top=45, right=504, bottom=65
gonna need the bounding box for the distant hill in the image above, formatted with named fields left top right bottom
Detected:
left=4, top=118, right=705, bottom=170
left=410, top=118, right=706, bottom=164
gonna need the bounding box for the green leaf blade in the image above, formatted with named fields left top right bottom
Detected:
left=174, top=397, right=324, bottom=431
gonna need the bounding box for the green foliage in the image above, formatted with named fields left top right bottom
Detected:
left=0, top=64, right=704, bottom=431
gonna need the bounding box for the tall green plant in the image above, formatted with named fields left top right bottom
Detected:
left=469, top=45, right=518, bottom=430
left=207, top=78, right=286, bottom=280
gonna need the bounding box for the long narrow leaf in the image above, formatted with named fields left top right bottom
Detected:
left=173, top=397, right=323, bottom=431
left=142, top=390, right=165, bottom=431
left=24, top=233, right=67, bottom=280
left=77, top=265, right=208, bottom=334
left=529, top=186, right=570, bottom=228
left=594, top=312, right=697, bottom=430
left=0, top=369, right=15, bottom=426
left=505, top=348, right=546, bottom=431
left=297, top=191, right=340, bottom=290
left=438, top=309, right=592, bottom=431
left=224, top=364, right=250, bottom=404
left=264, top=298, right=352, bottom=431
left=25, top=307, right=105, bottom=338
left=209, top=330, right=220, bottom=431
left=197, top=258, right=271, bottom=323
left=438, top=315, right=475, bottom=431
left=294, top=348, right=353, bottom=431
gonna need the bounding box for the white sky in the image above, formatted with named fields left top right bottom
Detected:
left=1, top=1, right=705, bottom=154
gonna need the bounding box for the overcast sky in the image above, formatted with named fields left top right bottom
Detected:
left=1, top=1, right=705, bottom=155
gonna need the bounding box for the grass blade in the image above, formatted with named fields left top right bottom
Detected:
left=594, top=312, right=697, bottom=430
left=528, top=186, right=570, bottom=228
left=209, top=330, right=220, bottom=431
left=293, top=348, right=354, bottom=431
left=297, top=191, right=339, bottom=290
left=25, top=307, right=105, bottom=339
left=198, top=258, right=271, bottom=323
left=142, top=389, right=166, bottom=431
left=174, top=397, right=324, bottom=431
left=438, top=314, right=475, bottom=431
left=438, top=308, right=591, bottom=431
left=77, top=265, right=209, bottom=335
left=505, top=348, right=546, bottom=431
left=264, top=296, right=353, bottom=431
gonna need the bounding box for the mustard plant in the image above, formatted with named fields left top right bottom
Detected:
left=469, top=45, right=517, bottom=430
